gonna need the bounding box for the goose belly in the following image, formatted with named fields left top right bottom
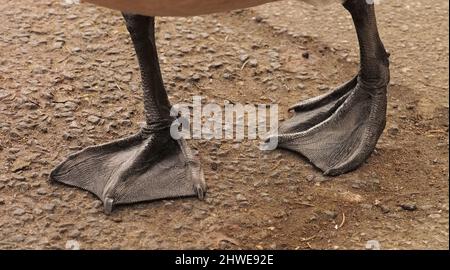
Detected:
left=83, top=0, right=344, bottom=16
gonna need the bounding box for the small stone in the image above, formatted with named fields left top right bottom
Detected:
left=53, top=41, right=64, bottom=49
left=191, top=74, right=201, bottom=82
left=62, top=132, right=74, bottom=140
left=209, top=61, right=223, bottom=69
left=42, top=203, right=56, bottom=212
left=223, top=73, right=232, bottom=80
left=400, top=203, right=417, bottom=211
left=68, top=230, right=81, bottom=238
left=419, top=204, right=433, bottom=211
left=182, top=203, right=193, bottom=211
left=388, top=124, right=400, bottom=136
left=379, top=205, right=390, bottom=213
left=11, top=159, right=31, bottom=172
left=33, top=208, right=43, bottom=216
left=87, top=115, right=100, bottom=124
left=91, top=201, right=102, bottom=209
left=315, top=176, right=331, bottom=183
left=12, top=235, right=25, bottom=243
left=306, top=175, right=315, bottom=182
left=273, top=210, right=286, bottom=218
left=428, top=213, right=441, bottom=219
left=322, top=210, right=338, bottom=219
left=236, top=194, right=247, bottom=201
left=249, top=59, right=258, bottom=67
left=210, top=162, right=218, bottom=171
left=36, top=187, right=48, bottom=195
left=239, top=54, right=250, bottom=63
left=13, top=208, right=26, bottom=216
left=65, top=240, right=80, bottom=250
left=270, top=62, right=281, bottom=70
left=254, top=16, right=263, bottom=23
left=69, top=121, right=79, bottom=128
left=365, top=240, right=381, bottom=250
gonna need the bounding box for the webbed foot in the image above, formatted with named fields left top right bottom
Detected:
left=272, top=0, right=390, bottom=176
left=50, top=129, right=206, bottom=214
left=274, top=74, right=388, bottom=176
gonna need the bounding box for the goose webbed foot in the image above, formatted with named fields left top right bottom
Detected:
left=273, top=73, right=388, bottom=176
left=50, top=128, right=206, bottom=214
left=271, top=0, right=390, bottom=176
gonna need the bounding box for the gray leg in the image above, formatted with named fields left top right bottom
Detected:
left=50, top=14, right=206, bottom=214
left=273, top=0, right=390, bottom=175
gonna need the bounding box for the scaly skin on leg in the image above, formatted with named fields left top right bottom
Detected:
left=50, top=14, right=206, bottom=214
left=272, top=0, right=390, bottom=176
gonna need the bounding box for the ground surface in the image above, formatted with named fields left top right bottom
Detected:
left=0, top=0, right=448, bottom=250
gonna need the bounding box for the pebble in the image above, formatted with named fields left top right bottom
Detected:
left=365, top=240, right=381, bottom=250
left=388, top=124, right=400, bottom=136
left=322, top=210, right=338, bottom=219
left=11, top=159, right=31, bottom=172
left=68, top=229, right=81, bottom=238
left=87, top=115, right=100, bottom=124
left=13, top=208, right=26, bottom=216
left=209, top=61, right=223, bottom=69
left=239, top=54, right=250, bottom=63
left=351, top=179, right=380, bottom=191
left=254, top=16, right=263, bottom=23
left=236, top=194, right=247, bottom=202
left=36, top=187, right=48, bottom=195
left=210, top=162, right=218, bottom=171
left=65, top=240, right=80, bottom=250
left=248, top=59, right=258, bottom=67
left=62, top=132, right=74, bottom=140
left=42, top=203, right=56, bottom=212
left=12, top=235, right=25, bottom=243
left=400, top=25, right=409, bottom=32
left=428, top=214, right=442, bottom=219
left=379, top=205, right=390, bottom=214
left=314, top=176, right=331, bottom=183
left=223, top=73, right=232, bottom=80
left=400, top=203, right=417, bottom=211
left=91, top=201, right=102, bottom=209
left=190, top=73, right=201, bottom=82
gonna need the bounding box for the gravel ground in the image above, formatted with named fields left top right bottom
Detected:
left=0, top=0, right=448, bottom=249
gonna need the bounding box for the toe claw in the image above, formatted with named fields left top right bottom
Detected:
left=104, top=197, right=114, bottom=215
left=195, top=184, right=205, bottom=200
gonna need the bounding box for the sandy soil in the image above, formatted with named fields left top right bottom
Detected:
left=0, top=0, right=448, bottom=249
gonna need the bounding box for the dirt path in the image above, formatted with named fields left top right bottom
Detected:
left=0, top=0, right=448, bottom=249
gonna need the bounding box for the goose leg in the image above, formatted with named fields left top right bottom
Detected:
left=50, top=14, right=206, bottom=214
left=272, top=0, right=390, bottom=176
